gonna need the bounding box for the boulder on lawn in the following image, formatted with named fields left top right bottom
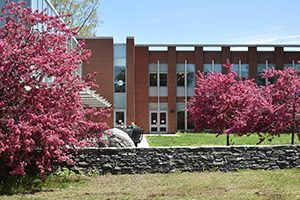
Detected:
left=100, top=128, right=135, bottom=148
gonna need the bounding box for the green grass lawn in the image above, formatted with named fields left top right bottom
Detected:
left=146, top=132, right=300, bottom=147
left=1, top=169, right=300, bottom=200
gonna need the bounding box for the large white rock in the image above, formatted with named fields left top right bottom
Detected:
left=102, top=128, right=135, bottom=148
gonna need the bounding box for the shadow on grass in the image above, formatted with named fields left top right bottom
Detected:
left=0, top=174, right=85, bottom=196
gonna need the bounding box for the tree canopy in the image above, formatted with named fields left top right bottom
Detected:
left=50, top=0, right=101, bottom=37
left=0, top=1, right=109, bottom=176
left=188, top=59, right=300, bottom=144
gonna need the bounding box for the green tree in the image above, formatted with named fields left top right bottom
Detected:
left=50, top=0, right=100, bottom=37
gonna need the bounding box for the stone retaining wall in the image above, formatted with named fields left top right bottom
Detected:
left=72, top=145, right=300, bottom=174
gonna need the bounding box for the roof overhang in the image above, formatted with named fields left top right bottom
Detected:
left=80, top=88, right=111, bottom=108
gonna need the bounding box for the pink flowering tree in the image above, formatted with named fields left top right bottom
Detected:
left=0, top=1, right=109, bottom=176
left=188, top=59, right=259, bottom=145
left=189, top=59, right=300, bottom=145
left=259, top=67, right=300, bottom=143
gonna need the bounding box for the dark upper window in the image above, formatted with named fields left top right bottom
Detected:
left=149, top=73, right=167, bottom=87
left=177, top=73, right=185, bottom=86
left=160, top=73, right=167, bottom=86
left=149, top=73, right=157, bottom=86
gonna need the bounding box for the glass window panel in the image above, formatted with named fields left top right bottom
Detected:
left=233, top=64, right=239, bottom=75
left=160, top=127, right=167, bottom=132
left=187, top=64, right=195, bottom=72
left=176, top=64, right=195, bottom=72
left=114, top=83, right=126, bottom=93
left=149, top=64, right=158, bottom=73
left=177, top=111, right=185, bottom=130
left=204, top=64, right=222, bottom=73
left=241, top=64, right=249, bottom=78
left=149, top=103, right=158, bottom=111
left=177, top=73, right=185, bottom=86
left=284, top=64, right=292, bottom=69
left=160, top=113, right=166, bottom=125
left=159, top=87, right=168, bottom=97
left=176, top=64, right=185, bottom=72
left=149, top=103, right=168, bottom=111
left=114, top=58, right=126, bottom=66
left=284, top=63, right=300, bottom=70
left=160, top=73, right=167, bottom=86
left=187, top=72, right=195, bottom=87
left=214, top=64, right=222, bottom=72
left=149, top=87, right=157, bottom=96
left=187, top=87, right=194, bottom=96
left=257, top=64, right=266, bottom=73
left=114, top=93, right=126, bottom=109
left=187, top=111, right=194, bottom=130
left=149, top=73, right=157, bottom=86
left=176, top=103, right=185, bottom=111
left=160, top=103, right=168, bottom=111
left=160, top=64, right=168, bottom=72
left=115, top=111, right=125, bottom=125
left=151, top=127, right=158, bottom=132
left=114, top=66, right=126, bottom=82
left=114, top=44, right=126, bottom=58
left=151, top=113, right=157, bottom=125
left=177, top=87, right=184, bottom=96
left=149, top=64, right=168, bottom=72
left=203, top=64, right=212, bottom=73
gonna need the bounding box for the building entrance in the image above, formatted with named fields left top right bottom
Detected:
left=149, top=111, right=168, bottom=133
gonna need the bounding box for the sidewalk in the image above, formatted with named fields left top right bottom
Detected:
left=137, top=135, right=149, bottom=148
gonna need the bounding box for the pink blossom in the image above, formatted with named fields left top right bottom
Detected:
left=0, top=2, right=110, bottom=176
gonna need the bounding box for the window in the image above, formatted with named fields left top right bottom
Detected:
left=176, top=103, right=194, bottom=130
left=115, top=111, right=125, bottom=126
left=257, top=61, right=276, bottom=86
left=149, top=63, right=168, bottom=86
left=113, top=44, right=126, bottom=113
left=149, top=63, right=168, bottom=96
left=177, top=72, right=185, bottom=86
left=114, top=66, right=126, bottom=93
left=284, top=60, right=300, bottom=70
left=160, top=73, right=167, bottom=86
left=233, top=61, right=249, bottom=79
left=149, top=73, right=157, bottom=86
left=176, top=63, right=195, bottom=96
left=203, top=61, right=222, bottom=74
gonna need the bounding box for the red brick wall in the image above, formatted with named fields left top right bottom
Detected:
left=126, top=38, right=135, bottom=126
left=222, top=47, right=230, bottom=74
left=168, top=47, right=176, bottom=133
left=81, top=38, right=114, bottom=127
left=135, top=46, right=149, bottom=132
left=195, top=46, right=204, bottom=73
left=248, top=47, right=257, bottom=80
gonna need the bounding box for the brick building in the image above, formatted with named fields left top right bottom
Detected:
left=80, top=37, right=300, bottom=134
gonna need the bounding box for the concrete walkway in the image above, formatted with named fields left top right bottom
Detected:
left=137, top=135, right=149, bottom=148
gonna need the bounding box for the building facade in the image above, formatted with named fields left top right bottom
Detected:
left=80, top=37, right=300, bottom=134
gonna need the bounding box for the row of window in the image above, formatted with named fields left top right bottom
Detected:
left=114, top=44, right=126, bottom=110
